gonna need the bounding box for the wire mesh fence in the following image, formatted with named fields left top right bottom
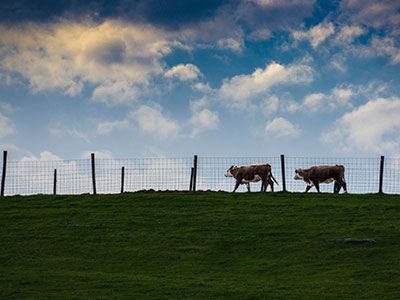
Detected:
left=1, top=152, right=399, bottom=195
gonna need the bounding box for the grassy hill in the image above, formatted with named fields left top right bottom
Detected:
left=1, top=192, right=400, bottom=299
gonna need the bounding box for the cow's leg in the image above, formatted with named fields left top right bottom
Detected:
left=314, top=182, right=320, bottom=192
left=246, top=182, right=251, bottom=192
left=342, top=179, right=347, bottom=193
left=233, top=180, right=240, bottom=192
left=269, top=178, right=274, bottom=192
left=261, top=179, right=267, bottom=192
left=334, top=181, right=340, bottom=193
left=305, top=185, right=312, bottom=192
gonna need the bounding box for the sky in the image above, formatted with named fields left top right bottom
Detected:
left=0, top=0, right=400, bottom=162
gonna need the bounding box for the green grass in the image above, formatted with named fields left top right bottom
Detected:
left=1, top=192, right=400, bottom=299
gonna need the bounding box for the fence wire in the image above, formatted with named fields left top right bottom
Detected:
left=1, top=155, right=399, bottom=195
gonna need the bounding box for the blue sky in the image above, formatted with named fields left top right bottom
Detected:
left=0, top=0, right=400, bottom=161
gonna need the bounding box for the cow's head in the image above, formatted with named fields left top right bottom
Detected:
left=225, top=165, right=238, bottom=177
left=294, top=168, right=305, bottom=180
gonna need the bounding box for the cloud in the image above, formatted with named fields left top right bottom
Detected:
left=96, top=120, right=129, bottom=135
left=322, top=97, right=400, bottom=155
left=0, top=102, right=13, bottom=114
left=0, top=20, right=180, bottom=104
left=165, top=64, right=202, bottom=81
left=292, top=22, right=335, bottom=48
left=50, top=123, right=91, bottom=143
left=92, top=81, right=141, bottom=105
left=217, top=62, right=313, bottom=109
left=189, top=106, right=219, bottom=137
left=188, top=96, right=220, bottom=136
left=301, top=85, right=355, bottom=112
left=335, top=25, right=365, bottom=43
left=216, top=38, right=243, bottom=53
left=261, top=95, right=279, bottom=115
left=130, top=105, right=180, bottom=139
left=237, top=0, right=315, bottom=31
left=265, top=117, right=301, bottom=137
left=371, top=37, right=400, bottom=64
left=247, top=28, right=272, bottom=41
left=0, top=113, right=14, bottom=139
left=80, top=150, right=114, bottom=159
left=340, top=0, right=400, bottom=30
left=20, top=150, right=62, bottom=162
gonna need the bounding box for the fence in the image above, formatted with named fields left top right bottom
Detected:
left=1, top=151, right=400, bottom=196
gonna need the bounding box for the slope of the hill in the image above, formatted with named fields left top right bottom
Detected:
left=1, top=192, right=400, bottom=299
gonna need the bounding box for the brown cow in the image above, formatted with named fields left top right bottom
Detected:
left=225, top=164, right=279, bottom=192
left=294, top=165, right=347, bottom=193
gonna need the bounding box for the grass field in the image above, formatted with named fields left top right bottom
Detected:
left=1, top=192, right=400, bottom=299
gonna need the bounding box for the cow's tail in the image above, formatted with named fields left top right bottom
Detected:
left=270, top=173, right=279, bottom=185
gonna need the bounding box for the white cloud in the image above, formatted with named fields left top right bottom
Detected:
left=189, top=108, right=219, bottom=137
left=261, top=95, right=279, bottom=115
left=372, top=37, right=400, bottom=64
left=284, top=100, right=302, bottom=113
left=20, top=150, right=62, bottom=162
left=218, top=62, right=313, bottom=109
left=216, top=38, right=243, bottom=53
left=292, top=22, right=335, bottom=48
left=92, top=81, right=141, bottom=105
left=265, top=117, right=301, bottom=137
left=248, top=28, right=272, bottom=41
left=96, top=120, right=129, bottom=135
left=340, top=0, right=400, bottom=30
left=322, top=97, right=400, bottom=155
left=303, top=93, right=326, bottom=111
left=0, top=102, right=13, bottom=114
left=130, top=105, right=180, bottom=139
left=250, top=0, right=313, bottom=7
left=332, top=87, right=354, bottom=105
left=50, top=126, right=90, bottom=143
left=192, top=82, right=213, bottom=93
left=336, top=25, right=365, bottom=43
left=0, top=113, right=14, bottom=139
left=80, top=150, right=114, bottom=159
left=301, top=86, right=355, bottom=112
left=165, top=64, right=202, bottom=81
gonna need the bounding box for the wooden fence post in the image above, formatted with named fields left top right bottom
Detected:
left=91, top=153, right=97, bottom=194
left=192, top=155, right=198, bottom=192
left=189, top=167, right=194, bottom=192
left=379, top=155, right=384, bottom=194
left=280, top=154, right=287, bottom=192
left=121, top=166, right=125, bottom=194
left=53, top=169, right=57, bottom=195
left=1, top=150, right=7, bottom=196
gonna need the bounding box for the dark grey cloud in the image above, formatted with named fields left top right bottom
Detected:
left=235, top=0, right=316, bottom=31
left=0, top=0, right=229, bottom=28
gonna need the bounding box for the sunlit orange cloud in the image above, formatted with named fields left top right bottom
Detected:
left=0, top=19, right=183, bottom=103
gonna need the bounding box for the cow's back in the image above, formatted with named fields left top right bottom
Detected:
left=237, top=164, right=271, bottom=180
left=310, top=165, right=344, bottom=180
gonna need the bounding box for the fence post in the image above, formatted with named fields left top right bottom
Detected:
left=53, top=169, right=57, bottom=195
left=280, top=154, right=287, bottom=192
left=192, top=155, right=198, bottom=192
left=121, top=166, right=125, bottom=194
left=1, top=150, right=7, bottom=196
left=189, top=167, right=194, bottom=192
left=91, top=153, right=97, bottom=195
left=379, top=155, right=384, bottom=194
